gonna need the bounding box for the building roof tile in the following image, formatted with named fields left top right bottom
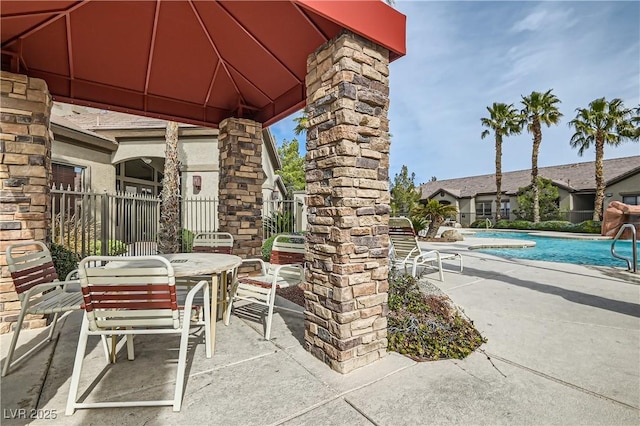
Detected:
left=420, top=155, right=640, bottom=199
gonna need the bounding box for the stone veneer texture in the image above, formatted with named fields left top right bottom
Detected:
left=0, top=71, right=53, bottom=333
left=303, top=31, right=391, bottom=373
left=217, top=117, right=265, bottom=271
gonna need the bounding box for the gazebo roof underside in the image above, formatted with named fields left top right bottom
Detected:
left=1, top=0, right=405, bottom=128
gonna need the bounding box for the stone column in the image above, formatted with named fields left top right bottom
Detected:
left=304, top=31, right=391, bottom=373
left=217, top=118, right=265, bottom=266
left=0, top=71, right=53, bottom=333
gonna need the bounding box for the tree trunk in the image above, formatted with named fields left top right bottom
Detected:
left=495, top=134, right=502, bottom=222
left=158, top=121, right=180, bottom=254
left=531, top=120, right=541, bottom=223
left=426, top=217, right=444, bottom=239
left=593, top=134, right=605, bottom=221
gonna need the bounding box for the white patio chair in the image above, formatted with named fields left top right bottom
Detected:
left=192, top=231, right=234, bottom=254
left=224, top=234, right=305, bottom=340
left=65, top=255, right=211, bottom=415
left=389, top=217, right=463, bottom=281
left=2, top=241, right=83, bottom=377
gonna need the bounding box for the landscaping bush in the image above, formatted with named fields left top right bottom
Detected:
left=572, top=220, right=602, bottom=234
left=262, top=234, right=278, bottom=261
left=89, top=239, right=128, bottom=256
left=490, top=219, right=601, bottom=234
left=531, top=220, right=572, bottom=231
left=51, top=242, right=80, bottom=279
left=181, top=228, right=195, bottom=252
left=387, top=271, right=486, bottom=361
left=470, top=219, right=491, bottom=228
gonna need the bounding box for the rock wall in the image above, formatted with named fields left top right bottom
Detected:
left=0, top=71, right=52, bottom=333
left=602, top=201, right=640, bottom=239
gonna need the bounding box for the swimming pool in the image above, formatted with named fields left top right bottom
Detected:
left=472, top=231, right=638, bottom=268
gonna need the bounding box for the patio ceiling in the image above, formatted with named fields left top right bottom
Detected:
left=1, top=0, right=405, bottom=128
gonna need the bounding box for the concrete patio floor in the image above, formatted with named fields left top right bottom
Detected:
left=1, top=239, right=638, bottom=425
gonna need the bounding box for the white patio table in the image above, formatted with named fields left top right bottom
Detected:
left=103, top=252, right=242, bottom=354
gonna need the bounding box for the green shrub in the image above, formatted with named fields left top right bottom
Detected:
left=531, top=220, right=572, bottom=231
left=572, top=220, right=602, bottom=234
left=410, top=215, right=428, bottom=234
left=470, top=219, right=490, bottom=228
left=181, top=229, right=195, bottom=252
left=89, top=239, right=128, bottom=256
left=262, top=234, right=278, bottom=261
left=387, top=271, right=486, bottom=361
left=50, top=242, right=80, bottom=279
left=494, top=220, right=532, bottom=230
left=491, top=219, right=600, bottom=234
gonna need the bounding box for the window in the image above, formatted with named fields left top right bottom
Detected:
left=622, top=195, right=640, bottom=205
left=501, top=200, right=510, bottom=217
left=476, top=202, right=492, bottom=217
left=52, top=163, right=85, bottom=191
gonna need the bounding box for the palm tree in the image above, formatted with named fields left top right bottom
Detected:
left=569, top=98, right=638, bottom=220
left=481, top=103, right=522, bottom=221
left=158, top=121, right=180, bottom=254
left=521, top=89, right=563, bottom=223
left=416, top=199, right=458, bottom=239
left=293, top=111, right=308, bottom=136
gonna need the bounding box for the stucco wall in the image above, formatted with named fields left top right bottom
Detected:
left=52, top=140, right=115, bottom=193
left=606, top=172, right=640, bottom=203
left=557, top=188, right=572, bottom=211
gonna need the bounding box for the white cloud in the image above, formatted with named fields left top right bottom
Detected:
left=510, top=5, right=577, bottom=33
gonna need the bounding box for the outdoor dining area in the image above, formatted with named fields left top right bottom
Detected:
left=2, top=233, right=308, bottom=416
left=1, top=1, right=407, bottom=421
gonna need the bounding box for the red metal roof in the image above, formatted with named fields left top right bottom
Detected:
left=1, top=0, right=405, bottom=128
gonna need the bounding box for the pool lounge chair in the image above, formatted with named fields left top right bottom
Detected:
left=389, top=217, right=463, bottom=281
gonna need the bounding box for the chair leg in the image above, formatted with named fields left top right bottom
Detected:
left=264, top=291, right=276, bottom=340
left=126, top=335, right=135, bottom=361
left=65, top=316, right=90, bottom=416
left=1, top=303, right=30, bottom=377
left=437, top=254, right=444, bottom=282
left=223, top=284, right=237, bottom=326
left=47, top=312, right=61, bottom=341
left=173, top=326, right=191, bottom=412
left=100, top=336, right=110, bottom=363
left=203, top=283, right=212, bottom=358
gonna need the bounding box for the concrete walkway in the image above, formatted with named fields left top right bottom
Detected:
left=1, top=245, right=638, bottom=425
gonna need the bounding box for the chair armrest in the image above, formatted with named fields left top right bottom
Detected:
left=241, top=258, right=267, bottom=275
left=272, top=263, right=304, bottom=286
left=413, top=250, right=441, bottom=264
left=23, top=280, right=81, bottom=301
left=64, top=269, right=81, bottom=292
left=181, top=280, right=209, bottom=313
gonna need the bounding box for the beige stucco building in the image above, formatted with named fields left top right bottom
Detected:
left=419, top=155, right=640, bottom=226
left=51, top=103, right=286, bottom=204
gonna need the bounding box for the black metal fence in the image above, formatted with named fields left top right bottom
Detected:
left=51, top=187, right=305, bottom=259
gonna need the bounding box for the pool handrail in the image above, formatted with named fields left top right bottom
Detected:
left=611, top=224, right=637, bottom=273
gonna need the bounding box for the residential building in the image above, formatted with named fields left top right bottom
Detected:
left=419, top=156, right=640, bottom=226
left=51, top=103, right=286, bottom=203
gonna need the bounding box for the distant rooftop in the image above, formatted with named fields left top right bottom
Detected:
left=58, top=107, right=198, bottom=131
left=420, top=155, right=640, bottom=199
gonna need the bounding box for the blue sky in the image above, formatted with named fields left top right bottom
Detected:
left=270, top=1, right=639, bottom=184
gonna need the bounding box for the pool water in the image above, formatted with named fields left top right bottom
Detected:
left=473, top=231, right=638, bottom=268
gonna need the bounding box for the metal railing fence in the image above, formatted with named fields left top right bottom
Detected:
left=50, top=186, right=304, bottom=259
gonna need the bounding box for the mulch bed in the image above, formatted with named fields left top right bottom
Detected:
left=276, top=286, right=305, bottom=307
